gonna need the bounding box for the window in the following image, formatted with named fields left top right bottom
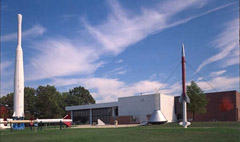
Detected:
left=92, top=108, right=112, bottom=124
left=73, top=109, right=90, bottom=124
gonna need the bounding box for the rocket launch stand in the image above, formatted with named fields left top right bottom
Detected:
left=12, top=117, right=25, bottom=130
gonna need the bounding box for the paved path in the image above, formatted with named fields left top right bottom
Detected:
left=72, top=124, right=139, bottom=129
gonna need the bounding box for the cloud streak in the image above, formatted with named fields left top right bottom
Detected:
left=1, top=61, right=12, bottom=72
left=83, top=0, right=209, bottom=55
left=0, top=61, right=13, bottom=96
left=25, top=38, right=102, bottom=80
left=1, top=25, right=46, bottom=42
left=210, top=70, right=226, bottom=77
left=197, top=18, right=238, bottom=72
left=196, top=76, right=239, bottom=92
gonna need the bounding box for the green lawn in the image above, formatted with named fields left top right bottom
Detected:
left=0, top=122, right=239, bottom=142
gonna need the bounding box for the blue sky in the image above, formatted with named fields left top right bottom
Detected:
left=1, top=0, right=239, bottom=103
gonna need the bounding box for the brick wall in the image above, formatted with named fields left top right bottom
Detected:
left=192, top=91, right=238, bottom=121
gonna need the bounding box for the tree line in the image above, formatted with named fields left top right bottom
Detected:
left=0, top=85, right=95, bottom=119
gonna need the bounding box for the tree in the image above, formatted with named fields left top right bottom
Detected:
left=57, top=92, right=68, bottom=117
left=187, top=81, right=208, bottom=121
left=24, top=87, right=36, bottom=119
left=0, top=93, right=14, bottom=117
left=66, top=86, right=95, bottom=106
left=0, top=105, right=8, bottom=118
left=35, top=85, right=62, bottom=118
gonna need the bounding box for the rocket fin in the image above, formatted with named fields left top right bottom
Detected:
left=185, top=93, right=190, bottom=103
left=179, top=121, right=191, bottom=126
left=179, top=93, right=190, bottom=103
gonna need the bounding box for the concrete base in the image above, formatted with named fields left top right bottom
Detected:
left=13, top=117, right=25, bottom=130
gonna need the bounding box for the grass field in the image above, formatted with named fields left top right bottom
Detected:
left=0, top=122, right=239, bottom=142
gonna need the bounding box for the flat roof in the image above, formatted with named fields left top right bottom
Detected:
left=118, top=93, right=156, bottom=100
left=65, top=102, right=118, bottom=111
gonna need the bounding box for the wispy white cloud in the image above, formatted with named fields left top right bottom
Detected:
left=157, top=0, right=207, bottom=16
left=25, top=38, right=103, bottom=80
left=210, top=70, right=226, bottom=76
left=149, top=74, right=157, bottom=80
left=115, top=59, right=123, bottom=63
left=83, top=0, right=235, bottom=57
left=106, top=67, right=127, bottom=77
left=0, top=61, right=13, bottom=96
left=222, top=57, right=239, bottom=67
left=1, top=61, right=12, bottom=72
left=221, top=46, right=239, bottom=68
left=168, top=74, right=239, bottom=95
left=59, top=14, right=78, bottom=22
left=83, top=0, right=210, bottom=55
left=0, top=80, right=13, bottom=96
left=196, top=76, right=239, bottom=92
left=1, top=60, right=13, bottom=81
left=45, top=72, right=239, bottom=103
left=1, top=25, right=46, bottom=42
left=115, top=70, right=127, bottom=75
left=197, top=18, right=238, bottom=72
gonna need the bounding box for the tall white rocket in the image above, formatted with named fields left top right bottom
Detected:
left=179, top=44, right=190, bottom=128
left=13, top=14, right=24, bottom=118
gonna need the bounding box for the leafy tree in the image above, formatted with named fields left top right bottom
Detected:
left=56, top=92, right=69, bottom=117
left=187, top=81, right=208, bottom=121
left=66, top=86, right=95, bottom=106
left=24, top=87, right=36, bottom=118
left=0, top=93, right=14, bottom=117
left=0, top=105, right=8, bottom=118
left=35, top=85, right=62, bottom=118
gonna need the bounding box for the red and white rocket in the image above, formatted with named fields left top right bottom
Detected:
left=179, top=44, right=190, bottom=128
left=13, top=14, right=24, bottom=119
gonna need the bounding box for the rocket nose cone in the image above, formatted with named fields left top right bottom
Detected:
left=182, top=44, right=185, bottom=57
left=18, top=14, right=22, bottom=23
left=18, top=14, right=22, bottom=18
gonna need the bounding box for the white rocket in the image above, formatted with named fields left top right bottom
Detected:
left=13, top=14, right=24, bottom=118
left=179, top=44, right=190, bottom=128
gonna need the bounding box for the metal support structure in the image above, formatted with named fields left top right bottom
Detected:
left=90, top=109, right=92, bottom=125
left=112, top=107, right=116, bottom=116
left=10, top=122, right=12, bottom=132
left=71, top=111, right=73, bottom=123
